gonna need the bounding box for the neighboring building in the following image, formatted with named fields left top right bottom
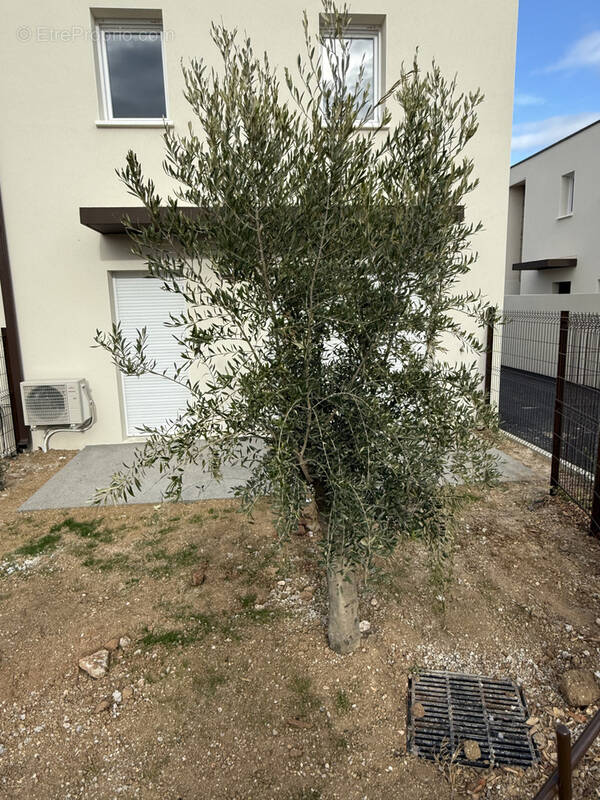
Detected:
left=505, top=119, right=600, bottom=303
left=0, top=1, right=518, bottom=450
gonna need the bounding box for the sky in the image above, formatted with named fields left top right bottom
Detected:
left=512, top=0, right=600, bottom=164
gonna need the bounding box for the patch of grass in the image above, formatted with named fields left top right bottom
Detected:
left=145, top=511, right=162, bottom=527
left=81, top=553, right=131, bottom=572
left=332, top=733, right=349, bottom=749
left=236, top=592, right=279, bottom=624
left=192, top=666, right=228, bottom=696
left=70, top=540, right=102, bottom=557
left=141, top=607, right=217, bottom=649
left=141, top=628, right=194, bottom=648
left=148, top=547, right=169, bottom=561
left=237, top=543, right=279, bottom=585
left=239, top=592, right=257, bottom=609
left=14, top=532, right=61, bottom=558
left=51, top=517, right=113, bottom=543
left=188, top=513, right=204, bottom=525
left=49, top=518, right=114, bottom=558
left=243, top=605, right=274, bottom=624
left=334, top=689, right=352, bottom=714
left=146, top=543, right=200, bottom=577
left=170, top=543, right=199, bottom=566
left=219, top=618, right=242, bottom=642
left=289, top=675, right=320, bottom=719
left=140, top=619, right=212, bottom=649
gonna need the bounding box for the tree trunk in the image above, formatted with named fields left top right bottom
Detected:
left=327, top=555, right=360, bottom=654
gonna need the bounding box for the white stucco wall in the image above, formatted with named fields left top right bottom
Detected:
left=504, top=183, right=524, bottom=296
left=0, top=0, right=518, bottom=448
left=506, top=121, right=600, bottom=297
left=505, top=293, right=600, bottom=314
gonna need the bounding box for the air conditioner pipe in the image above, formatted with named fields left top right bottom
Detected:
left=41, top=397, right=96, bottom=453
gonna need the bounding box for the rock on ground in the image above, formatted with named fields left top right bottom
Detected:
left=560, top=669, right=600, bottom=707
left=463, top=740, right=482, bottom=761
left=78, top=649, right=110, bottom=679
left=94, top=698, right=111, bottom=714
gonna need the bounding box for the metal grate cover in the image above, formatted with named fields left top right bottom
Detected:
left=407, top=670, right=538, bottom=768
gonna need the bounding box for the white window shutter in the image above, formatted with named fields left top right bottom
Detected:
left=113, top=274, right=190, bottom=436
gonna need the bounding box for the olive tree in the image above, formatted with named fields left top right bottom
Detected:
left=95, top=2, right=496, bottom=654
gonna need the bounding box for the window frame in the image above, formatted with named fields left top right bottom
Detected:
left=321, top=26, right=382, bottom=128
left=558, top=171, right=575, bottom=218
left=552, top=281, right=571, bottom=295
left=95, top=20, right=171, bottom=126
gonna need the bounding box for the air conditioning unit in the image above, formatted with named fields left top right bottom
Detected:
left=21, top=379, right=92, bottom=427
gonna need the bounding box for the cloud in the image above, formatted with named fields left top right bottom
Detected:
left=511, top=113, right=600, bottom=154
left=546, top=30, right=600, bottom=72
left=514, top=93, right=545, bottom=107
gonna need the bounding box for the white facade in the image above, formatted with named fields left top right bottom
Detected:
left=505, top=120, right=600, bottom=300
left=0, top=0, right=518, bottom=449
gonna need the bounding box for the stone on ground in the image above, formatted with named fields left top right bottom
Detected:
left=560, top=669, right=600, bottom=707
left=463, top=740, right=482, bottom=761
left=78, top=649, right=110, bottom=679
left=122, top=686, right=134, bottom=703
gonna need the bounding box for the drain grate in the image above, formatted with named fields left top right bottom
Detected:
left=407, top=670, right=538, bottom=768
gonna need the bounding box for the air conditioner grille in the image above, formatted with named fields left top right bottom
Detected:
left=21, top=379, right=91, bottom=427
left=24, top=384, right=69, bottom=424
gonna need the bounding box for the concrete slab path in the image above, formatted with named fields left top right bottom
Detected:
left=19, top=444, right=252, bottom=511
left=19, top=444, right=534, bottom=512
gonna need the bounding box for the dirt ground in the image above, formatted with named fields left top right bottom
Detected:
left=1, top=437, right=599, bottom=800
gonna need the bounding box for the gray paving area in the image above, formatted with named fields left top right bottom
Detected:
left=490, top=447, right=536, bottom=482
left=19, top=444, right=534, bottom=512
left=19, top=443, right=253, bottom=511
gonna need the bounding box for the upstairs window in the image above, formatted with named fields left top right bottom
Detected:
left=559, top=171, right=575, bottom=217
left=97, top=22, right=168, bottom=121
left=320, top=19, right=384, bottom=127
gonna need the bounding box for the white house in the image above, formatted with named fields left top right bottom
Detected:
left=505, top=119, right=600, bottom=310
left=0, top=1, right=518, bottom=451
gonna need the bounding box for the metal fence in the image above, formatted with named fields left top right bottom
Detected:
left=0, top=328, right=17, bottom=459
left=488, top=309, right=600, bottom=535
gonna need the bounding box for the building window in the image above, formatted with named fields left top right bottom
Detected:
left=96, top=22, right=168, bottom=121
left=559, top=171, right=575, bottom=217
left=321, top=24, right=383, bottom=126
left=552, top=281, right=571, bottom=294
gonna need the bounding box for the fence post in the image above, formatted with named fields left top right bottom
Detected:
left=556, top=724, right=573, bottom=800
left=591, top=430, right=600, bottom=536
left=550, top=310, right=569, bottom=494
left=532, top=708, right=600, bottom=800
left=484, top=311, right=494, bottom=405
